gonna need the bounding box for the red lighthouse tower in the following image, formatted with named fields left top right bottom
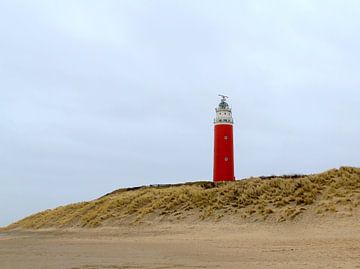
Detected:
left=213, top=95, right=235, bottom=182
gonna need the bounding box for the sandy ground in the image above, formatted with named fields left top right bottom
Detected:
left=1, top=217, right=360, bottom=269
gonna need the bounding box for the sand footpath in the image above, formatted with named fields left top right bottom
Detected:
left=1, top=217, right=359, bottom=269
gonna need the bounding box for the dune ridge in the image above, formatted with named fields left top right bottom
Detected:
left=4, top=166, right=360, bottom=230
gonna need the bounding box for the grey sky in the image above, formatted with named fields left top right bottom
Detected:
left=1, top=0, right=359, bottom=226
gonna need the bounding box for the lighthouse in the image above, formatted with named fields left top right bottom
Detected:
left=213, top=95, right=235, bottom=182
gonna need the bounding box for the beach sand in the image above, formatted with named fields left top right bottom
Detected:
left=1, top=216, right=359, bottom=269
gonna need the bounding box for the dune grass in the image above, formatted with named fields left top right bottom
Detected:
left=5, top=167, right=360, bottom=230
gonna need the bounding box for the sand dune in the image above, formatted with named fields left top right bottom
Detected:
left=4, top=167, right=360, bottom=230
left=1, top=167, right=360, bottom=268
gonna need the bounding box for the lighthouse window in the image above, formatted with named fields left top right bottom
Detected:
left=224, top=136, right=228, bottom=140
left=224, top=157, right=229, bottom=161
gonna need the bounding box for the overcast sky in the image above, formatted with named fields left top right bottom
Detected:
left=1, top=0, right=359, bottom=226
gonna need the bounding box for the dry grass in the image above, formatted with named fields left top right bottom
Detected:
left=4, top=167, right=360, bottom=230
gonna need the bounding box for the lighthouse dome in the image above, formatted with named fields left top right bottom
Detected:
left=218, top=99, right=229, bottom=109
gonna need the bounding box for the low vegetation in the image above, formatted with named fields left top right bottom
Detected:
left=4, top=167, right=360, bottom=230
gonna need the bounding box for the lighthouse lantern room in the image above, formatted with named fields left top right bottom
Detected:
left=213, top=95, right=235, bottom=182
